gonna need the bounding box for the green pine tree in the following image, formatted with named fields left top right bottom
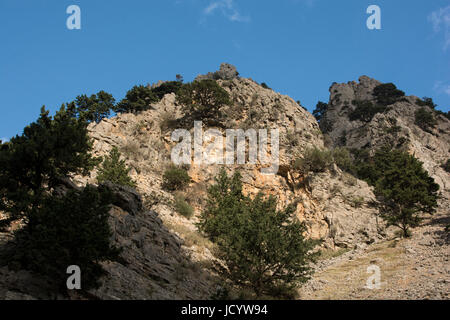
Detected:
left=176, top=80, right=231, bottom=119
left=4, top=186, right=120, bottom=292
left=199, top=169, right=319, bottom=297
left=373, top=149, right=440, bottom=237
left=74, top=90, right=115, bottom=124
left=97, top=147, right=136, bottom=188
left=0, top=105, right=119, bottom=292
left=0, top=105, right=100, bottom=226
left=114, top=85, right=159, bottom=114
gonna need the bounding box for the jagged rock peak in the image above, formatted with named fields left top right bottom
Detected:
left=195, top=63, right=239, bottom=81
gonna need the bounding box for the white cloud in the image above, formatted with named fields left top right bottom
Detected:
left=203, top=0, right=250, bottom=23
left=428, top=6, right=450, bottom=51
left=434, top=81, right=450, bottom=96
left=1, top=137, right=9, bottom=143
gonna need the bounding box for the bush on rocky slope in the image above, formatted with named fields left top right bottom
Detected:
left=415, top=107, right=437, bottom=132
left=294, top=147, right=334, bottom=173
left=442, top=159, right=450, bottom=173
left=162, top=166, right=191, bottom=191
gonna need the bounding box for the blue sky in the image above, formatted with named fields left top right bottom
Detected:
left=1, top=0, right=449, bottom=140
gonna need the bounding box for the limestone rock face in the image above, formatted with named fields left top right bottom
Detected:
left=82, top=71, right=382, bottom=255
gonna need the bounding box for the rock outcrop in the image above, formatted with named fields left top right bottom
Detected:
left=195, top=63, right=240, bottom=81
left=321, top=76, right=450, bottom=194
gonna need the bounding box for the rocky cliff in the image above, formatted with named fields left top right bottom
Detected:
left=1, top=67, right=448, bottom=300
left=82, top=68, right=384, bottom=252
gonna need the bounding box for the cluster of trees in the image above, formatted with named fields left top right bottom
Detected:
left=108, top=80, right=185, bottom=115
left=66, top=77, right=231, bottom=121
left=72, top=91, right=115, bottom=123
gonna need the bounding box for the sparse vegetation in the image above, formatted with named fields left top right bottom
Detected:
left=162, top=165, right=191, bottom=191
left=294, top=147, right=334, bottom=173
left=416, top=97, right=437, bottom=109
left=415, top=107, right=437, bottom=132
left=285, top=130, right=300, bottom=147
left=442, top=159, right=450, bottom=173
left=348, top=196, right=365, bottom=208
left=294, top=147, right=355, bottom=174
left=261, top=82, right=271, bottom=89
left=332, top=147, right=354, bottom=173
left=159, top=111, right=179, bottom=133
left=173, top=193, right=194, bottom=219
